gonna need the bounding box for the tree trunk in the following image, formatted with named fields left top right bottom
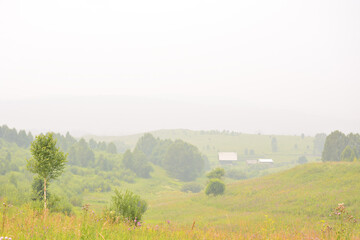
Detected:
left=44, top=178, right=47, bottom=211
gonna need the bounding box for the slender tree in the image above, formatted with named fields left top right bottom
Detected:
left=27, top=132, right=67, bottom=211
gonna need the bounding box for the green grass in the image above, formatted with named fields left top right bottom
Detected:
left=146, top=162, right=360, bottom=223
left=2, top=162, right=360, bottom=239
left=82, top=161, right=360, bottom=230
left=82, top=161, right=360, bottom=234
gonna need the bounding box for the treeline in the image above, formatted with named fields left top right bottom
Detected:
left=122, top=133, right=209, bottom=181
left=322, top=131, right=360, bottom=162
left=199, top=130, right=242, bottom=136
left=53, top=134, right=119, bottom=169
left=0, top=125, right=120, bottom=171
left=0, top=152, right=19, bottom=175
left=0, top=125, right=33, bottom=148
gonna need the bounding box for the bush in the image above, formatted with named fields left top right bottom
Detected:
left=205, top=179, right=225, bottom=196
left=206, top=167, right=225, bottom=179
left=106, top=189, right=147, bottom=223
left=181, top=182, right=203, bottom=193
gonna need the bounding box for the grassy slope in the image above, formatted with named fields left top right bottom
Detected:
left=3, top=162, right=360, bottom=239
left=145, top=162, right=360, bottom=228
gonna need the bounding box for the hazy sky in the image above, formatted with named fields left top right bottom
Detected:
left=1, top=0, right=359, bottom=136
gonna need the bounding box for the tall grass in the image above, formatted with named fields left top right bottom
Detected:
left=1, top=203, right=359, bottom=239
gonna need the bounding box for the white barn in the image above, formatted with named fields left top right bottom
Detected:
left=218, top=152, right=238, bottom=165
left=258, top=159, right=274, bottom=164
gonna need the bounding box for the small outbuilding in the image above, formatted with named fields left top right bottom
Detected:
left=246, top=159, right=258, bottom=165
left=258, top=159, right=274, bottom=164
left=218, top=152, right=238, bottom=165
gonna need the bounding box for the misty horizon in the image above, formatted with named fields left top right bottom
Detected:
left=1, top=94, right=359, bottom=137
left=1, top=0, right=359, bottom=137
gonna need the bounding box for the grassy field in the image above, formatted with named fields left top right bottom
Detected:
left=33, top=161, right=358, bottom=239
left=145, top=162, right=360, bottom=223
left=2, top=162, right=360, bottom=239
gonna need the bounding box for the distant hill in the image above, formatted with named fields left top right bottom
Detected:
left=84, top=129, right=317, bottom=164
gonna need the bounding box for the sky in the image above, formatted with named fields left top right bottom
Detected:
left=0, top=0, right=359, bottom=136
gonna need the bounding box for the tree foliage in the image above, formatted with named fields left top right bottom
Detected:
left=107, top=189, right=147, bottom=222
left=68, top=138, right=95, bottom=167
left=205, top=179, right=225, bottom=196
left=122, top=150, right=153, bottom=178
left=107, top=142, right=117, bottom=154
left=322, top=131, right=360, bottom=162
left=134, top=133, right=158, bottom=157
left=148, top=139, right=172, bottom=165
left=322, top=131, right=348, bottom=161
left=0, top=125, right=33, bottom=148
left=27, top=132, right=67, bottom=210
left=31, top=176, right=50, bottom=201
left=163, top=140, right=204, bottom=181
left=206, top=167, right=225, bottom=180
left=340, top=146, right=357, bottom=162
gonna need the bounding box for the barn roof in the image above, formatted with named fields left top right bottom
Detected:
left=218, top=152, right=238, bottom=161
left=258, top=159, right=274, bottom=163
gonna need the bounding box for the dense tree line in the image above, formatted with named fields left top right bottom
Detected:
left=52, top=134, right=118, bottom=168
left=0, top=151, right=19, bottom=175
left=89, top=139, right=118, bottom=153
left=322, top=131, right=360, bottom=162
left=128, top=133, right=207, bottom=181
left=0, top=125, right=33, bottom=148
left=0, top=125, right=118, bottom=169
left=122, top=150, right=153, bottom=178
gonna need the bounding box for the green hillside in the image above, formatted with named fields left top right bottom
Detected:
left=146, top=162, right=360, bottom=228
left=1, top=130, right=360, bottom=238
left=85, top=129, right=317, bottom=164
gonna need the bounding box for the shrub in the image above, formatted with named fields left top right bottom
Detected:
left=206, top=167, right=225, bottom=179
left=106, top=189, right=147, bottom=223
left=205, top=179, right=225, bottom=196
left=181, top=182, right=203, bottom=193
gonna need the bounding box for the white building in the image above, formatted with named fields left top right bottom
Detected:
left=218, top=152, right=237, bottom=165
left=246, top=159, right=258, bottom=164
left=258, top=159, right=274, bottom=164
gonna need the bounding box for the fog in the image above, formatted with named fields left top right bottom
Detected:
left=1, top=0, right=359, bottom=136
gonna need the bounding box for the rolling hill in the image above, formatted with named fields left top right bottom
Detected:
left=85, top=129, right=317, bottom=164
left=146, top=162, right=360, bottom=227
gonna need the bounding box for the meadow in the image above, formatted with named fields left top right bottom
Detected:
left=2, top=128, right=354, bottom=239
left=2, top=162, right=360, bottom=239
